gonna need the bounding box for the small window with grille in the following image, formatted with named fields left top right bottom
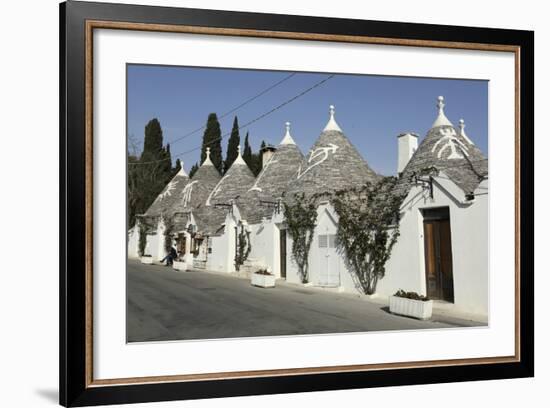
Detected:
left=328, top=234, right=337, bottom=248
left=318, top=234, right=328, bottom=248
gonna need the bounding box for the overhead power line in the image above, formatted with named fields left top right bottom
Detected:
left=130, top=74, right=335, bottom=166
left=168, top=72, right=296, bottom=146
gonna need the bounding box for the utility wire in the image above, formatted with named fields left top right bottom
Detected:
left=130, top=74, right=335, bottom=166
left=168, top=72, right=296, bottom=146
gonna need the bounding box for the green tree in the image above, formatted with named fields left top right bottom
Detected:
left=174, top=158, right=182, bottom=175
left=331, top=178, right=404, bottom=294
left=242, top=132, right=253, bottom=169
left=283, top=193, right=318, bottom=283
left=189, top=162, right=199, bottom=178
left=224, top=116, right=240, bottom=173
left=127, top=119, right=175, bottom=228
left=200, top=113, right=223, bottom=174
left=142, top=118, right=163, bottom=160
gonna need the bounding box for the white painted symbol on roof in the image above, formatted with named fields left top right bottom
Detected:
left=157, top=180, right=179, bottom=201
left=205, top=175, right=229, bottom=206
left=181, top=181, right=198, bottom=207
left=296, top=143, right=339, bottom=179
left=431, top=128, right=469, bottom=160
left=249, top=155, right=279, bottom=192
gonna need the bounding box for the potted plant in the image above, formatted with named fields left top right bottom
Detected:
left=140, top=255, right=153, bottom=265
left=251, top=268, right=276, bottom=288
left=172, top=257, right=187, bottom=271
left=389, top=289, right=433, bottom=320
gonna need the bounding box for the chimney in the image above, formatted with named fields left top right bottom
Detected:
left=397, top=132, right=419, bottom=174
left=260, top=144, right=277, bottom=168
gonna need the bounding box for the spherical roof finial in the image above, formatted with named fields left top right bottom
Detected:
left=437, top=96, right=445, bottom=111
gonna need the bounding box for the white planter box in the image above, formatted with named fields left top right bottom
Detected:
left=173, top=261, right=187, bottom=271
left=251, top=273, right=276, bottom=288
left=140, top=256, right=153, bottom=265
left=389, top=295, right=433, bottom=320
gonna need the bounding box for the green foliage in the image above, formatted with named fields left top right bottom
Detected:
left=242, top=132, right=252, bottom=165
left=127, top=119, right=177, bottom=228
left=283, top=193, right=318, bottom=283
left=163, top=216, right=174, bottom=254
left=200, top=113, right=223, bottom=174
left=138, top=223, right=147, bottom=256
left=235, top=227, right=251, bottom=271
left=331, top=177, right=404, bottom=295
left=142, top=118, right=163, bottom=159
left=242, top=133, right=263, bottom=176
left=224, top=116, right=240, bottom=173
left=174, top=159, right=182, bottom=175
left=189, top=162, right=199, bottom=178
left=394, top=289, right=430, bottom=301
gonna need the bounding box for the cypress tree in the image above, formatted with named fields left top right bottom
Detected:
left=242, top=131, right=253, bottom=169
left=142, top=118, right=163, bottom=160
left=224, top=116, right=240, bottom=173
left=174, top=158, right=182, bottom=175
left=200, top=113, right=223, bottom=174
left=189, top=162, right=199, bottom=178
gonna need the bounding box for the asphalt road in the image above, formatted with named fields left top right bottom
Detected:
left=127, top=259, right=483, bottom=342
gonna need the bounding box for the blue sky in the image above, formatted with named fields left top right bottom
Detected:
left=127, top=64, right=488, bottom=176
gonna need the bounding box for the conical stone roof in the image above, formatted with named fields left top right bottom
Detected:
left=204, top=146, right=256, bottom=207
left=285, top=105, right=378, bottom=200
left=144, top=166, right=190, bottom=217
left=166, top=148, right=222, bottom=231
left=397, top=96, right=488, bottom=196
left=193, top=146, right=256, bottom=235
left=240, top=122, right=304, bottom=223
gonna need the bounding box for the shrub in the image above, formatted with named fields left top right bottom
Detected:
left=394, top=289, right=430, bottom=301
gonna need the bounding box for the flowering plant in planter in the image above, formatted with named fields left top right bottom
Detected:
left=393, top=289, right=430, bottom=301
left=140, top=254, right=153, bottom=265
left=390, top=289, right=433, bottom=320
left=251, top=268, right=276, bottom=288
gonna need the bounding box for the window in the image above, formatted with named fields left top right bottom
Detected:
left=318, top=234, right=337, bottom=248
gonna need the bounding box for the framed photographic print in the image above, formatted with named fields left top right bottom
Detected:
left=59, top=0, right=534, bottom=406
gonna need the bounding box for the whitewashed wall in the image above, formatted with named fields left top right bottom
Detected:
left=378, top=175, right=489, bottom=316
left=247, top=212, right=286, bottom=278
left=127, top=225, right=140, bottom=259
left=207, top=215, right=237, bottom=273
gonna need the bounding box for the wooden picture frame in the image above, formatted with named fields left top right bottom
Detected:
left=60, top=1, right=534, bottom=406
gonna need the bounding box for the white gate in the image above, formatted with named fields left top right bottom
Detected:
left=317, top=233, right=340, bottom=287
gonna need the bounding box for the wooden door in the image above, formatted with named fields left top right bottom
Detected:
left=279, top=229, right=287, bottom=279
left=423, top=210, right=454, bottom=302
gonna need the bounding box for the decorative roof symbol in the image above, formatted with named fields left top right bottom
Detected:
left=296, top=143, right=339, bottom=179
left=181, top=180, right=198, bottom=207
left=431, top=128, right=470, bottom=159
left=157, top=180, right=179, bottom=200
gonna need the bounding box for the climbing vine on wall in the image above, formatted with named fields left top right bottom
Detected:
left=163, top=215, right=174, bottom=254
left=235, top=227, right=251, bottom=271
left=331, top=177, right=405, bottom=295
left=283, top=193, right=318, bottom=283
left=138, top=223, right=147, bottom=257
